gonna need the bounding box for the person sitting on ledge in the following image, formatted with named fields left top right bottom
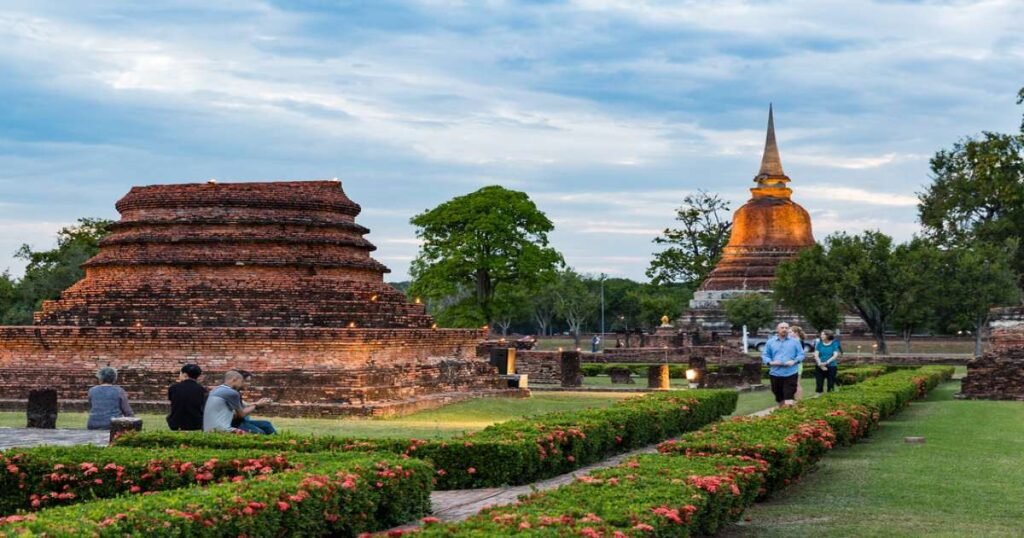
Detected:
left=232, top=370, right=277, bottom=435
left=203, top=370, right=272, bottom=433
left=167, top=363, right=207, bottom=431
left=86, top=366, right=135, bottom=430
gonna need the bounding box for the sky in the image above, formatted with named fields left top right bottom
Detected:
left=1, top=0, right=1022, bottom=281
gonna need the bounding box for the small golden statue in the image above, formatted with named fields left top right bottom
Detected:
left=660, top=314, right=671, bottom=327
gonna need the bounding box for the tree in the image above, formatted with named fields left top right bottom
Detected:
left=918, top=87, right=1024, bottom=281
left=1, top=218, right=112, bottom=324
left=529, top=280, right=559, bottom=336
left=775, top=231, right=902, bottom=354
left=773, top=244, right=842, bottom=332
left=409, top=186, right=563, bottom=327
left=554, top=269, right=599, bottom=347
left=938, top=241, right=1019, bottom=356
left=491, top=284, right=532, bottom=336
left=647, top=191, right=732, bottom=286
left=631, top=283, right=690, bottom=330
left=890, top=239, right=944, bottom=352
left=722, top=293, right=774, bottom=335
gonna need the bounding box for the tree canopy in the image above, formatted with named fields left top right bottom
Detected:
left=722, top=293, right=774, bottom=335
left=0, top=218, right=113, bottom=324
left=646, top=191, right=732, bottom=286
left=409, top=186, right=563, bottom=327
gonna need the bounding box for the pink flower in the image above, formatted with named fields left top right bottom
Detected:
left=633, top=523, right=655, bottom=532
left=421, top=516, right=440, bottom=524
left=467, top=467, right=477, bottom=475
left=276, top=501, right=290, bottom=512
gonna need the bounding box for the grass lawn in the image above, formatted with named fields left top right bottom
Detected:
left=0, top=392, right=637, bottom=439
left=534, top=336, right=979, bottom=355
left=723, top=381, right=1024, bottom=537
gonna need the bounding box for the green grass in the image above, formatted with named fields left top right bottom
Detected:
left=723, top=381, right=1024, bottom=537
left=0, top=392, right=637, bottom=439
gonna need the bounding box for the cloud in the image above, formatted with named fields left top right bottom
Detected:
left=798, top=185, right=920, bottom=207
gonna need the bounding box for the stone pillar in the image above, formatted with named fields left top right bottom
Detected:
left=647, top=364, right=670, bottom=390
left=689, top=356, right=707, bottom=388
left=26, top=389, right=58, bottom=429
left=488, top=347, right=516, bottom=375
left=560, top=350, right=582, bottom=388
left=109, top=417, right=143, bottom=445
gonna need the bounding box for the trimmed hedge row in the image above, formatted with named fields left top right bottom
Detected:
left=115, top=390, right=738, bottom=490
left=418, top=454, right=767, bottom=537
left=0, top=446, right=301, bottom=515
left=834, top=365, right=887, bottom=385
left=412, top=366, right=953, bottom=537
left=0, top=454, right=433, bottom=537
left=659, top=366, right=954, bottom=496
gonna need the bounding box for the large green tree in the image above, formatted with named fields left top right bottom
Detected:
left=409, top=186, right=563, bottom=327
left=1, top=218, right=112, bottom=324
left=647, top=191, right=732, bottom=286
left=773, top=244, right=842, bottom=332
left=890, top=239, right=944, bottom=353
left=919, top=87, right=1024, bottom=281
left=722, top=293, right=774, bottom=335
left=937, top=241, right=1019, bottom=356
left=554, top=269, right=599, bottom=347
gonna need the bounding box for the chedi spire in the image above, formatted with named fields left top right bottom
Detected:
left=756, top=104, right=788, bottom=182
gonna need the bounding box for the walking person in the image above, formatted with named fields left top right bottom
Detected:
left=790, top=326, right=808, bottom=400
left=761, top=322, right=804, bottom=407
left=167, top=364, right=207, bottom=431
left=813, top=330, right=842, bottom=393
left=86, top=367, right=135, bottom=430
left=591, top=334, right=601, bottom=353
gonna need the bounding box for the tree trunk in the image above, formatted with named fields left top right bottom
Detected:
left=875, top=329, right=888, bottom=356
left=903, top=328, right=912, bottom=354
left=974, top=316, right=985, bottom=357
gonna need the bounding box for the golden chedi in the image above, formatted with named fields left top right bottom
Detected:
left=688, top=106, right=815, bottom=327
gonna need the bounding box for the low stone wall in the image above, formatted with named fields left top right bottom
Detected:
left=960, top=309, right=1024, bottom=400
left=841, top=355, right=972, bottom=366
left=479, top=349, right=582, bottom=387
left=595, top=345, right=748, bottom=364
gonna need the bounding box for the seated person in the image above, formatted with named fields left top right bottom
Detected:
left=203, top=370, right=271, bottom=433
left=232, top=370, right=277, bottom=435
left=167, top=363, right=207, bottom=431
left=87, top=367, right=134, bottom=430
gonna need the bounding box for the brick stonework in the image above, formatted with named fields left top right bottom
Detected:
left=0, top=181, right=506, bottom=416
left=959, top=308, right=1024, bottom=400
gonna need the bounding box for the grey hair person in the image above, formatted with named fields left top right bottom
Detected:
left=96, top=366, right=118, bottom=384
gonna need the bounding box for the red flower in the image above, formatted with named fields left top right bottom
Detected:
left=421, top=516, right=440, bottom=524
left=467, top=467, right=477, bottom=475
left=276, top=501, right=290, bottom=512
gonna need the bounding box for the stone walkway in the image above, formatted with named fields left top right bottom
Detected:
left=0, top=428, right=108, bottom=450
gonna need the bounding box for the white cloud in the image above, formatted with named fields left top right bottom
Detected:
left=798, top=185, right=920, bottom=207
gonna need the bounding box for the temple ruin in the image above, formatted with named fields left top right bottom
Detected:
left=0, top=180, right=509, bottom=416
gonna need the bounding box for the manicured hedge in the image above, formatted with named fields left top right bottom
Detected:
left=417, top=453, right=767, bottom=537
left=659, top=366, right=954, bottom=496
left=115, top=390, right=738, bottom=490
left=0, top=455, right=432, bottom=537
left=835, top=365, right=887, bottom=385
left=0, top=446, right=300, bottom=515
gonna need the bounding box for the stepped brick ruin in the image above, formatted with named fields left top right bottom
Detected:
left=959, top=307, right=1024, bottom=400
left=0, top=180, right=509, bottom=416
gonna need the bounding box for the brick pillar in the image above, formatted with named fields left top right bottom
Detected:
left=560, top=351, right=582, bottom=387
left=27, top=389, right=58, bottom=429
left=647, top=364, right=670, bottom=390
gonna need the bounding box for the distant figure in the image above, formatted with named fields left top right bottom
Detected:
left=167, top=363, right=208, bottom=431
left=203, top=370, right=272, bottom=433
left=233, top=371, right=277, bottom=435
left=790, top=325, right=808, bottom=400
left=813, top=330, right=842, bottom=393
left=591, top=334, right=601, bottom=353
left=761, top=322, right=804, bottom=407
left=87, top=367, right=134, bottom=430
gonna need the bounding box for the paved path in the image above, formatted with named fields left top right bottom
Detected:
left=0, top=428, right=108, bottom=450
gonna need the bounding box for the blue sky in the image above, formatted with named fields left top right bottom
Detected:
left=1, top=0, right=1022, bottom=281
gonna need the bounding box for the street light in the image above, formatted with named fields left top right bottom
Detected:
left=600, top=273, right=606, bottom=343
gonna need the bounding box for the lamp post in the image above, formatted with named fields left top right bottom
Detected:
left=600, top=273, right=606, bottom=342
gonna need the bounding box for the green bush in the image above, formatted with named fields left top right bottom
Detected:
left=115, top=390, right=738, bottom=490
left=0, top=455, right=432, bottom=537
left=659, top=366, right=953, bottom=496
left=418, top=454, right=766, bottom=537
left=0, top=446, right=299, bottom=515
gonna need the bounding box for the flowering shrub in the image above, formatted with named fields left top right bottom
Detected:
left=416, top=454, right=766, bottom=537
left=0, top=454, right=433, bottom=537
left=0, top=446, right=299, bottom=515
left=834, top=366, right=887, bottom=385
left=115, top=390, right=738, bottom=490
left=658, top=366, right=954, bottom=497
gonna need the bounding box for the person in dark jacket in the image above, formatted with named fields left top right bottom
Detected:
left=167, top=364, right=207, bottom=431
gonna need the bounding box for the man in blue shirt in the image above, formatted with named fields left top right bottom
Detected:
left=761, top=322, right=805, bottom=407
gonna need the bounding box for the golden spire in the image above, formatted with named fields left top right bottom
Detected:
left=756, top=104, right=787, bottom=181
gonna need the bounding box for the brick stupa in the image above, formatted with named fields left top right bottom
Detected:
left=0, top=180, right=508, bottom=416
left=685, top=106, right=816, bottom=331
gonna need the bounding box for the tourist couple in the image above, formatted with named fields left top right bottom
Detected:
left=167, top=365, right=276, bottom=434
left=761, top=322, right=842, bottom=407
